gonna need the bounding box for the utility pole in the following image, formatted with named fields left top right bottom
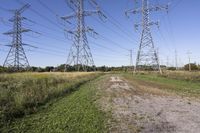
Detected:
left=166, top=56, right=169, bottom=68
left=61, top=0, right=106, bottom=72
left=187, top=51, right=192, bottom=71
left=3, top=4, right=31, bottom=71
left=175, top=50, right=178, bottom=70
left=125, top=0, right=168, bottom=74
left=129, top=49, right=134, bottom=74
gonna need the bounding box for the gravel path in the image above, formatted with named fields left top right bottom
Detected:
left=99, top=76, right=200, bottom=133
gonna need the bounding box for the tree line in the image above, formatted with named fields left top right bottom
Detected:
left=0, top=63, right=199, bottom=73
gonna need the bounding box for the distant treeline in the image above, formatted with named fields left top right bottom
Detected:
left=0, top=63, right=200, bottom=73
left=0, top=64, right=132, bottom=73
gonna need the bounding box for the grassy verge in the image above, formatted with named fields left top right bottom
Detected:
left=123, top=73, right=200, bottom=97
left=0, top=72, right=101, bottom=126
left=138, top=70, right=200, bottom=82
left=1, top=74, right=108, bottom=133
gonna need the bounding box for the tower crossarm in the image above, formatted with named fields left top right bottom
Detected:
left=9, top=16, right=26, bottom=22
left=62, top=1, right=106, bottom=22
left=83, top=10, right=99, bottom=16
left=22, top=43, right=38, bottom=49
left=3, top=28, right=31, bottom=35
left=61, top=13, right=77, bottom=20
left=66, top=0, right=79, bottom=10
left=148, top=5, right=169, bottom=12
left=125, top=8, right=141, bottom=17
left=84, top=10, right=107, bottom=20
left=64, top=29, right=76, bottom=35
left=125, top=4, right=168, bottom=16
left=8, top=4, right=30, bottom=14
left=17, top=4, right=30, bottom=14
left=64, top=26, right=98, bottom=35
left=135, top=21, right=159, bottom=30
left=85, top=27, right=98, bottom=34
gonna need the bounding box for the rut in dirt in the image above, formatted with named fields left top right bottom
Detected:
left=99, top=76, right=200, bottom=133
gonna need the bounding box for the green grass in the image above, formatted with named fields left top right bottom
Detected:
left=0, top=72, right=101, bottom=126
left=1, top=75, right=108, bottom=133
left=133, top=70, right=200, bottom=82
left=123, top=73, right=200, bottom=97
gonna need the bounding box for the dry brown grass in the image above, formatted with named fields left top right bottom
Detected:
left=138, top=70, right=200, bottom=82
left=0, top=72, right=101, bottom=125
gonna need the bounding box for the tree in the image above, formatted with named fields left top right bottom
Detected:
left=184, top=63, right=198, bottom=71
left=45, top=66, right=54, bottom=72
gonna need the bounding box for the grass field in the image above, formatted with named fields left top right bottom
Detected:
left=0, top=72, right=101, bottom=127
left=1, top=71, right=200, bottom=132
left=144, top=70, right=200, bottom=82
left=123, top=71, right=200, bottom=97
left=1, top=75, right=108, bottom=133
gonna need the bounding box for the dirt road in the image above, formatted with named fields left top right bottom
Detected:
left=99, top=76, right=200, bottom=133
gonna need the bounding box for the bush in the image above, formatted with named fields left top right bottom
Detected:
left=184, top=63, right=198, bottom=71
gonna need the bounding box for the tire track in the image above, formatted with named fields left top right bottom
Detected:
left=99, top=75, right=200, bottom=133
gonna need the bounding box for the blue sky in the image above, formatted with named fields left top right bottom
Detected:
left=0, top=0, right=199, bottom=67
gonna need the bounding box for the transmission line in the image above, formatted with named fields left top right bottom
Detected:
left=89, top=40, right=127, bottom=55
left=91, top=16, right=137, bottom=45
left=98, top=34, right=129, bottom=51
left=37, top=0, right=58, bottom=16
left=101, top=8, right=138, bottom=42
left=16, top=0, right=64, bottom=30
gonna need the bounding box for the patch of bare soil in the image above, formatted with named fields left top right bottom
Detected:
left=99, top=76, right=200, bottom=133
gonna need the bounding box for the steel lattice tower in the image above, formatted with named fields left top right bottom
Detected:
left=3, top=4, right=31, bottom=71
left=126, top=0, right=168, bottom=73
left=62, top=0, right=106, bottom=71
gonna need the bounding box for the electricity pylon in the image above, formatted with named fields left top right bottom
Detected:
left=125, top=0, right=168, bottom=74
left=61, top=0, right=106, bottom=71
left=3, top=4, right=31, bottom=71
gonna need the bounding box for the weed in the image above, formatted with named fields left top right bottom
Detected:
left=0, top=72, right=101, bottom=126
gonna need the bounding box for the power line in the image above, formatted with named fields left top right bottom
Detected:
left=24, top=38, right=67, bottom=50
left=3, top=35, right=128, bottom=59
left=36, top=0, right=77, bottom=30
left=29, top=49, right=67, bottom=57
left=102, top=8, right=138, bottom=42
left=0, top=6, right=10, bottom=12
left=98, top=34, right=129, bottom=51
left=37, top=0, right=58, bottom=16
left=16, top=0, right=64, bottom=30
left=158, top=0, right=184, bottom=50
left=171, top=0, right=184, bottom=11
left=89, top=40, right=127, bottom=55
left=14, top=0, right=134, bottom=65
left=30, top=47, right=127, bottom=60
left=1, top=35, right=69, bottom=57
left=17, top=0, right=122, bottom=69
left=91, top=15, right=138, bottom=45
left=25, top=31, right=66, bottom=43
left=24, top=17, right=64, bottom=35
